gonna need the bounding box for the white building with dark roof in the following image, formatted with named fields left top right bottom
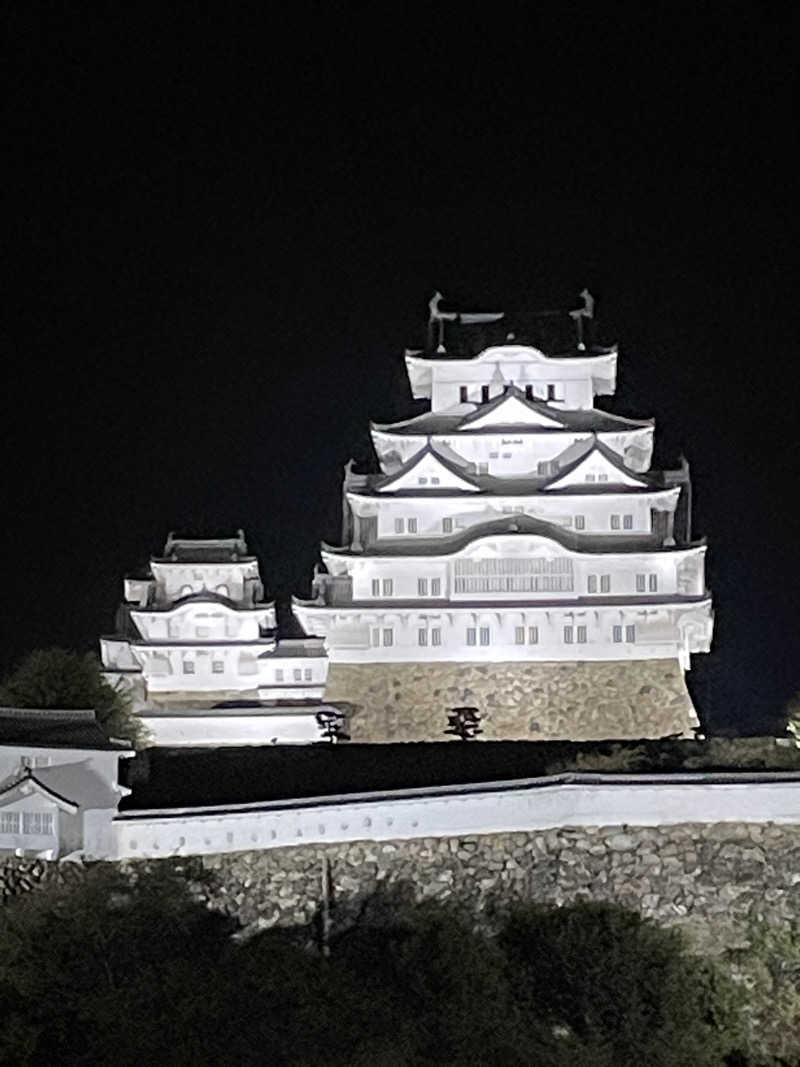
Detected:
left=294, top=293, right=713, bottom=743
left=101, top=532, right=338, bottom=746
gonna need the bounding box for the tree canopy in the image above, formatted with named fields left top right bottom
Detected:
left=0, top=648, right=145, bottom=746
left=0, top=868, right=749, bottom=1067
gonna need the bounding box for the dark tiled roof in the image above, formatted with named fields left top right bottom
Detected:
left=0, top=708, right=125, bottom=750
left=418, top=305, right=611, bottom=358
left=152, top=530, right=254, bottom=564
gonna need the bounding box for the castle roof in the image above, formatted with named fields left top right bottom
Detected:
left=0, top=707, right=127, bottom=750
left=152, top=530, right=254, bottom=564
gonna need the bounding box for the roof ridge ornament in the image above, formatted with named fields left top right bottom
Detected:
left=569, top=289, right=595, bottom=351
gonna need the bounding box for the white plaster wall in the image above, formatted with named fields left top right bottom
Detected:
left=150, top=560, right=263, bottom=604
left=133, top=644, right=277, bottom=692
left=110, top=774, right=800, bottom=861
left=293, top=599, right=713, bottom=665
left=131, top=603, right=272, bottom=642
left=138, top=711, right=328, bottom=747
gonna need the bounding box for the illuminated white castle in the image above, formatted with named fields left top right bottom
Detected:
left=294, top=292, right=713, bottom=741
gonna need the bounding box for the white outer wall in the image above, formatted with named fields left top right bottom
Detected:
left=149, top=560, right=263, bottom=604
left=111, top=776, right=800, bottom=861
left=139, top=712, right=327, bottom=747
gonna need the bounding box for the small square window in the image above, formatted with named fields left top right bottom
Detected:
left=528, top=626, right=539, bottom=644
left=575, top=515, right=585, bottom=530
left=431, top=578, right=441, bottom=596
left=394, top=518, right=405, bottom=534
left=577, top=625, right=587, bottom=644
left=442, top=517, right=453, bottom=533
left=563, top=626, right=574, bottom=644
left=418, top=477, right=428, bottom=486
left=587, top=575, right=597, bottom=593
left=466, top=627, right=477, bottom=646
left=212, top=661, right=224, bottom=674
left=407, top=517, right=418, bottom=533
left=418, top=578, right=428, bottom=596
left=431, top=477, right=440, bottom=486
left=626, top=625, right=636, bottom=643
left=537, top=461, right=548, bottom=476
left=431, top=627, right=441, bottom=646
left=623, top=514, right=633, bottom=530
left=515, top=626, right=525, bottom=645
left=183, top=661, right=195, bottom=674
left=418, top=629, right=428, bottom=646
left=479, top=626, right=490, bottom=646
left=649, top=574, right=658, bottom=592
left=382, top=579, right=393, bottom=596
left=383, top=628, right=393, bottom=647
left=613, top=625, right=623, bottom=643
left=598, top=473, right=608, bottom=483
left=585, top=473, right=596, bottom=483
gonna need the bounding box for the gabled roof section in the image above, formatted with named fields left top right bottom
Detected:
left=375, top=444, right=480, bottom=494
left=0, top=768, right=79, bottom=813
left=458, top=387, right=566, bottom=430
left=371, top=402, right=652, bottom=438
left=0, top=708, right=125, bottom=750
left=543, top=436, right=651, bottom=490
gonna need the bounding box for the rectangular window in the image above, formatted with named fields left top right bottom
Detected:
left=489, top=451, right=499, bottom=459
left=23, top=812, right=53, bottom=835
left=515, top=626, right=525, bottom=644
left=407, top=518, right=418, bottom=532
left=587, top=574, right=597, bottom=593
left=479, top=626, right=490, bottom=646
left=460, top=386, right=468, bottom=402
left=525, top=384, right=534, bottom=400
left=0, top=811, right=20, bottom=834
left=563, top=625, right=574, bottom=644
left=304, top=668, right=313, bottom=681
left=442, top=517, right=453, bottom=533
left=275, top=668, right=284, bottom=681
left=613, top=625, right=623, bottom=643
left=598, top=473, right=608, bottom=482
left=418, top=578, right=428, bottom=596
left=418, top=628, right=428, bottom=646
left=649, top=574, right=658, bottom=592
left=577, top=625, right=587, bottom=644
left=537, top=461, right=548, bottom=475
left=418, top=477, right=428, bottom=485
left=382, top=579, right=393, bottom=596
left=575, top=515, right=585, bottom=530
left=467, top=627, right=477, bottom=646
left=502, top=452, right=512, bottom=459
left=528, top=626, right=539, bottom=644
left=370, top=629, right=380, bottom=648
left=372, top=579, right=380, bottom=596
left=431, top=628, right=441, bottom=646
left=610, top=514, right=621, bottom=530
left=183, top=661, right=195, bottom=674
left=293, top=668, right=302, bottom=682
left=636, top=574, right=646, bottom=592
left=600, top=575, right=611, bottom=593
left=585, top=473, right=596, bottom=483
left=623, top=514, right=633, bottom=530
left=547, top=384, right=556, bottom=400
left=626, top=625, right=636, bottom=643
left=394, top=518, right=405, bottom=534
left=431, top=578, right=441, bottom=596
left=481, top=385, right=490, bottom=402
left=382, top=628, right=393, bottom=647
left=476, top=463, right=488, bottom=474
left=430, top=478, right=439, bottom=486
left=212, top=661, right=224, bottom=674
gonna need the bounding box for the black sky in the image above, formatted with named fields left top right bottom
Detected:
left=2, top=6, right=796, bottom=733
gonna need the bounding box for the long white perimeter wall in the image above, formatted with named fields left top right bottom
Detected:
left=110, top=773, right=800, bottom=861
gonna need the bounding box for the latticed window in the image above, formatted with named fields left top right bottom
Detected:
left=418, top=628, right=428, bottom=646
left=626, top=625, right=636, bottom=643
left=600, top=575, right=611, bottom=593
left=372, top=579, right=380, bottom=596
left=575, top=515, right=585, bottom=530
left=649, top=574, right=658, bottom=592
left=515, top=626, right=525, bottom=644
left=418, top=578, right=428, bottom=596
left=382, top=579, right=393, bottom=596
left=577, top=625, right=587, bottom=643
left=431, top=628, right=441, bottom=646
left=23, top=812, right=53, bottom=835
left=1, top=811, right=20, bottom=834
left=587, top=574, right=597, bottom=593
left=636, top=574, right=646, bottom=592
left=408, top=517, right=418, bottom=533
left=382, top=628, right=394, bottom=646
left=454, top=557, right=573, bottom=594
left=442, top=518, right=453, bottom=533
left=563, top=626, right=574, bottom=643
left=431, top=578, right=441, bottom=596
left=479, top=627, right=490, bottom=646
left=466, top=627, right=477, bottom=646
left=528, top=626, right=539, bottom=644
left=623, top=515, right=633, bottom=530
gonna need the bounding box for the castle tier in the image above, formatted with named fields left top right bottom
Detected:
left=101, top=532, right=336, bottom=745
left=293, top=293, right=713, bottom=742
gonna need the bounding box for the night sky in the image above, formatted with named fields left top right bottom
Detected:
left=3, top=8, right=796, bottom=733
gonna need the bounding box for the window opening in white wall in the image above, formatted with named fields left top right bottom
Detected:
left=481, top=385, right=490, bottom=402
left=626, top=625, right=636, bottom=643
left=382, top=628, right=394, bottom=647
left=212, top=661, right=223, bottom=674
left=600, top=575, right=611, bottom=593
left=479, top=626, right=490, bottom=646
left=431, top=478, right=440, bottom=486
left=649, top=574, right=658, bottom=592
left=408, top=517, right=418, bottom=533
left=528, top=626, right=539, bottom=644
left=418, top=578, right=428, bottom=596
left=587, top=575, right=597, bottom=593
left=525, top=384, right=534, bottom=400
left=613, top=625, right=623, bottom=643
left=304, top=668, right=312, bottom=681
left=395, top=518, right=405, bottom=534
left=577, top=625, right=587, bottom=643
left=418, top=477, right=428, bottom=486
left=382, top=579, right=393, bottom=596
left=275, top=668, right=284, bottom=681
left=466, top=627, right=477, bottom=646
left=515, top=626, right=525, bottom=644
left=611, top=514, right=621, bottom=530
left=623, top=515, right=633, bottom=530
left=372, top=579, right=380, bottom=596
left=293, top=668, right=302, bottom=682
left=575, top=515, right=585, bottom=530
left=431, top=578, right=441, bottom=596
left=431, top=627, right=441, bottom=646
left=442, top=517, right=453, bottom=533
left=418, top=629, right=428, bottom=646
left=547, top=384, right=556, bottom=400
left=636, top=574, right=646, bottom=592
left=370, top=630, right=379, bottom=648
left=563, top=625, right=574, bottom=643
left=23, top=812, right=53, bottom=835
left=183, top=661, right=195, bottom=674
left=460, top=386, right=468, bottom=402
left=0, top=812, right=20, bottom=833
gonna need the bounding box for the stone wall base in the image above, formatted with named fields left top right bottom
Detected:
left=324, top=658, right=699, bottom=742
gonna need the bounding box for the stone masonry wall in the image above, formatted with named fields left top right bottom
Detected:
left=3, top=822, right=800, bottom=1058
left=326, top=658, right=699, bottom=741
